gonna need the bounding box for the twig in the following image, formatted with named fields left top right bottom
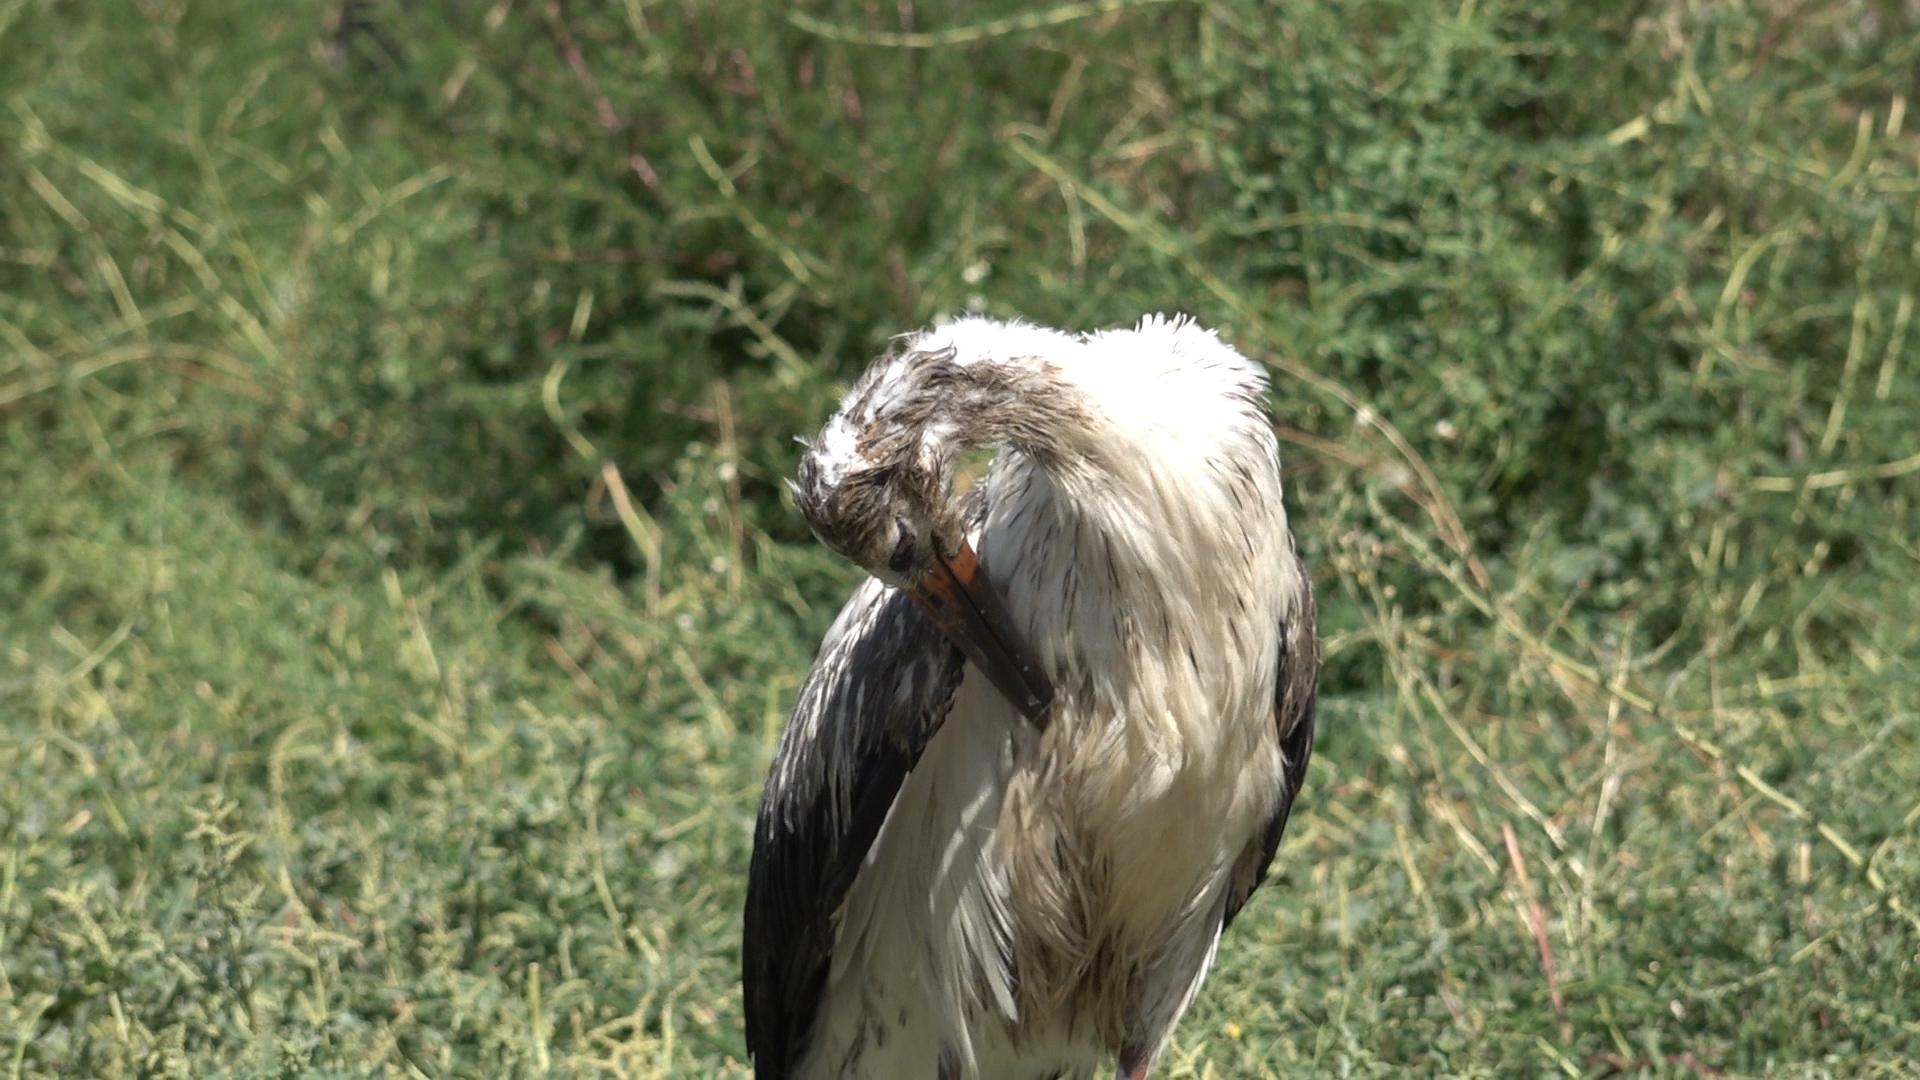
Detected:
left=687, top=135, right=825, bottom=294
left=1873, top=291, right=1912, bottom=401
left=543, top=0, right=663, bottom=196
left=1669, top=719, right=1920, bottom=936
left=788, top=0, right=1185, bottom=49
left=1751, top=449, right=1920, bottom=492
left=544, top=637, right=607, bottom=703
left=601, top=462, right=664, bottom=617
left=1817, top=214, right=1886, bottom=455
left=1590, top=1052, right=1723, bottom=1077
left=1504, top=823, right=1570, bottom=1043
left=653, top=279, right=809, bottom=377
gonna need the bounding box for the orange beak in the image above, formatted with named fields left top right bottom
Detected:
left=907, top=538, right=1054, bottom=728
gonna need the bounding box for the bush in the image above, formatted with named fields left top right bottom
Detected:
left=3, top=0, right=1917, bottom=1073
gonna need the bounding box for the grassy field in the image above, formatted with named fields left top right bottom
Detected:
left=4, top=0, right=1919, bottom=1075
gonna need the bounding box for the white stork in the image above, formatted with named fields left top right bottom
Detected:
left=743, top=314, right=1320, bottom=1080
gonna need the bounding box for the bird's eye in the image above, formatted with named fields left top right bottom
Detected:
left=887, top=521, right=916, bottom=574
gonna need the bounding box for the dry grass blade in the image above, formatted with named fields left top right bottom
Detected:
left=1503, top=823, right=1570, bottom=1043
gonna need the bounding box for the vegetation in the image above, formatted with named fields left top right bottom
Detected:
left=4, top=0, right=1918, bottom=1074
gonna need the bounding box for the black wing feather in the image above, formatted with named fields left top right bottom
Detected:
left=742, top=580, right=966, bottom=1077
left=1223, top=546, right=1321, bottom=929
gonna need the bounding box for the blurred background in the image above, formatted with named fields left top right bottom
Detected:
left=3, top=0, right=1918, bottom=1074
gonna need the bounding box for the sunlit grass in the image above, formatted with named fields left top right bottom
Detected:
left=3, top=0, right=1918, bottom=1075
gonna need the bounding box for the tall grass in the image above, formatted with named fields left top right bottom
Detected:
left=3, top=0, right=1917, bottom=1074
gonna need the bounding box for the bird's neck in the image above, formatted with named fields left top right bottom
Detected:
left=880, top=316, right=1304, bottom=724
left=962, top=381, right=1298, bottom=747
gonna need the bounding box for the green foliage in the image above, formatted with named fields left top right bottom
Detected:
left=4, top=0, right=1919, bottom=1074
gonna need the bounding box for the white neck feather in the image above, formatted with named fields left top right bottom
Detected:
left=935, top=315, right=1305, bottom=759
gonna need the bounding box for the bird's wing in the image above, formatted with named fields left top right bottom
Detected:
left=743, top=576, right=967, bottom=1077
left=1222, top=546, right=1321, bottom=929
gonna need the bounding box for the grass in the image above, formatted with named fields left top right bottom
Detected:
left=3, top=0, right=1919, bottom=1075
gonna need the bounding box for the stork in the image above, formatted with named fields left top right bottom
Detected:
left=743, top=314, right=1320, bottom=1079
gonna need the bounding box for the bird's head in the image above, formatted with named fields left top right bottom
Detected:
left=792, top=329, right=1055, bottom=725
left=792, top=420, right=956, bottom=592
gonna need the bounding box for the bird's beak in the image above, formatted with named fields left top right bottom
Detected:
left=908, top=538, right=1055, bottom=728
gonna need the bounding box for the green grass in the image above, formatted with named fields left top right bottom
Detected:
left=4, top=0, right=1919, bottom=1075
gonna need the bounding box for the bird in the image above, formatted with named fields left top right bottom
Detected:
left=743, top=313, right=1320, bottom=1080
